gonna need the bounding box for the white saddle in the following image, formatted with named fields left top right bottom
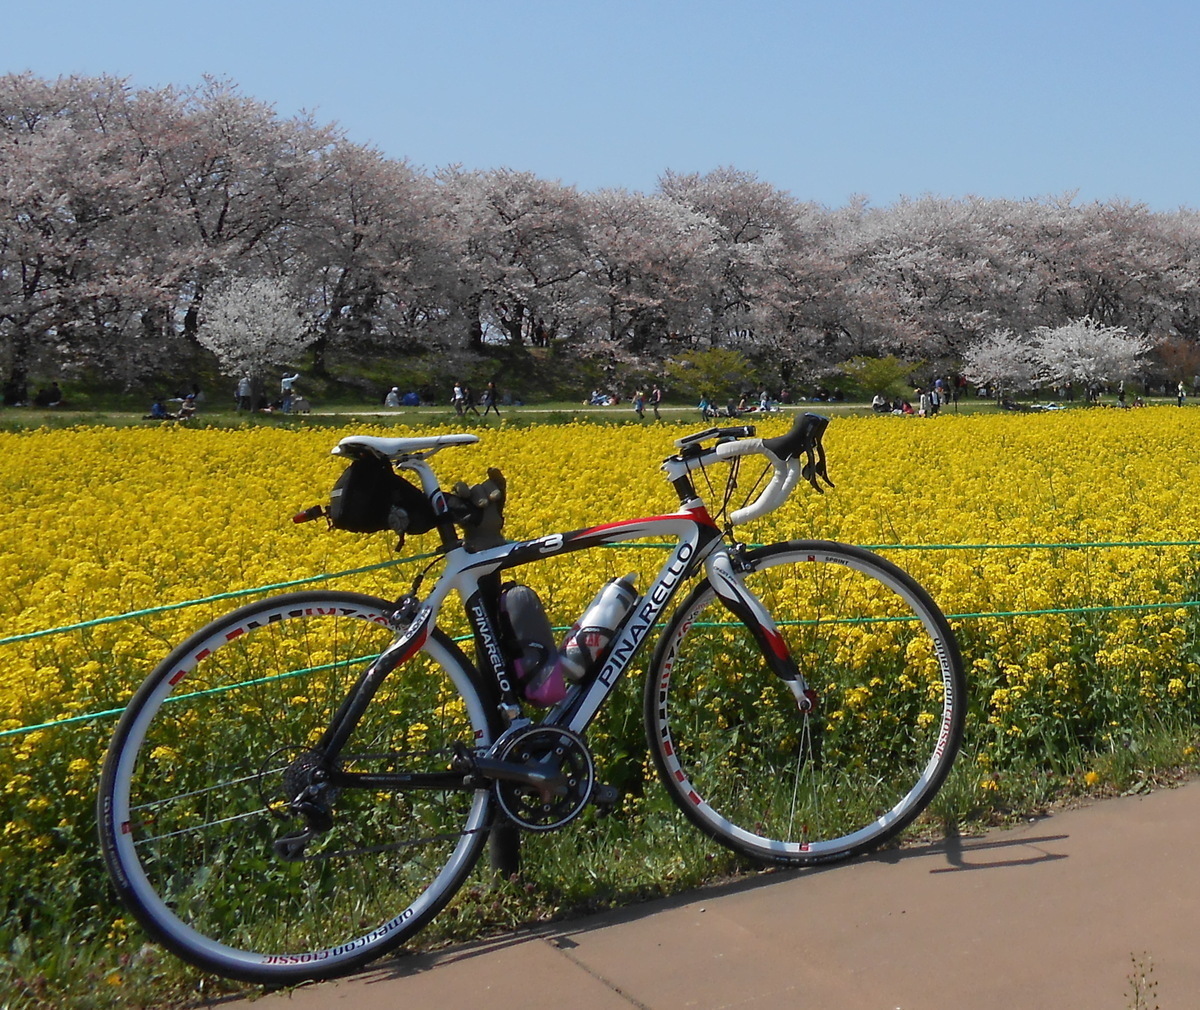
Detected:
left=332, top=433, right=479, bottom=459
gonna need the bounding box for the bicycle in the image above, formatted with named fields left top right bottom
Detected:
left=97, top=413, right=966, bottom=984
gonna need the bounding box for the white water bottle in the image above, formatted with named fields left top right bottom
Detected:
left=556, top=574, right=639, bottom=682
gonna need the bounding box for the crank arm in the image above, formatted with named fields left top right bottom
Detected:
left=470, top=755, right=566, bottom=791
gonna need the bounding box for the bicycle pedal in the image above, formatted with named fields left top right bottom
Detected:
left=592, top=784, right=621, bottom=814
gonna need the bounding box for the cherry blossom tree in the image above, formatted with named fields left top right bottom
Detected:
left=197, top=276, right=312, bottom=404
left=746, top=202, right=841, bottom=385
left=295, top=141, right=454, bottom=372
left=126, top=77, right=335, bottom=340
left=575, top=188, right=715, bottom=358
left=11, top=69, right=1200, bottom=400
left=0, top=74, right=174, bottom=394
left=435, top=167, right=586, bottom=352
left=961, top=329, right=1039, bottom=402
left=657, top=167, right=797, bottom=347
left=1033, top=317, right=1150, bottom=392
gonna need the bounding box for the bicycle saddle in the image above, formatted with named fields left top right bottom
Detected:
left=333, top=434, right=479, bottom=459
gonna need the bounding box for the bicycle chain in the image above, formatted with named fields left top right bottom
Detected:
left=267, top=745, right=488, bottom=863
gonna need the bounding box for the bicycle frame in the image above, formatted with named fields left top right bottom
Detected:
left=315, top=460, right=813, bottom=769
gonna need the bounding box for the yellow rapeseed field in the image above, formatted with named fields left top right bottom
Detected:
left=1, top=408, right=1198, bottom=981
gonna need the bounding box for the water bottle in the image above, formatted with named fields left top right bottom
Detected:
left=556, top=574, right=639, bottom=682
left=499, top=584, right=566, bottom=706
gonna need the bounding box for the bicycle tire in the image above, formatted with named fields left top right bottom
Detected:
left=645, top=540, right=965, bottom=866
left=97, top=590, right=497, bottom=984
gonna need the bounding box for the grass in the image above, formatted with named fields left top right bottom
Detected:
left=23, top=731, right=1194, bottom=1010
left=4, top=392, right=1187, bottom=434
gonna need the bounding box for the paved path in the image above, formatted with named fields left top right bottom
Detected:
left=226, top=779, right=1200, bottom=1009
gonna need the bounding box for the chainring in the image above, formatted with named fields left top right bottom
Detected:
left=493, top=725, right=595, bottom=832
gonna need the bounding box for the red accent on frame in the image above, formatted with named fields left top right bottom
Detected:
left=225, top=628, right=245, bottom=641
left=577, top=513, right=697, bottom=537
left=764, top=629, right=790, bottom=660
left=688, top=790, right=703, bottom=806
left=685, top=505, right=718, bottom=527
left=394, top=628, right=429, bottom=666
left=168, top=669, right=187, bottom=685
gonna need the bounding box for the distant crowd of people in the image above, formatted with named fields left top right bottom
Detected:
left=1, top=381, right=64, bottom=407
left=8, top=369, right=1198, bottom=422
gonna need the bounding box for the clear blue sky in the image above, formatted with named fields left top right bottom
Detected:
left=6, top=0, right=1198, bottom=210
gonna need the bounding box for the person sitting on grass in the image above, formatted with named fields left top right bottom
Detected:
left=144, top=397, right=176, bottom=420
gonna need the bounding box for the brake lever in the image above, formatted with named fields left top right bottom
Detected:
left=801, top=437, right=835, bottom=493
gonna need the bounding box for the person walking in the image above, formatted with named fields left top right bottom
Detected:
left=1179, top=380, right=1186, bottom=407
left=633, top=388, right=645, bottom=420
left=651, top=384, right=663, bottom=420
left=461, top=384, right=481, bottom=416
left=236, top=374, right=252, bottom=412
left=482, top=381, right=501, bottom=417
left=451, top=381, right=465, bottom=416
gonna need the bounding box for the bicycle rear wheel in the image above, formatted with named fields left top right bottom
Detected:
left=645, top=541, right=964, bottom=866
left=98, top=591, right=495, bottom=984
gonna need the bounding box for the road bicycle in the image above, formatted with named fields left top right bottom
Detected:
left=97, top=413, right=966, bottom=984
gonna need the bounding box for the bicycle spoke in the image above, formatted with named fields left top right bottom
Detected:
left=647, top=541, right=964, bottom=865
left=99, top=593, right=495, bottom=983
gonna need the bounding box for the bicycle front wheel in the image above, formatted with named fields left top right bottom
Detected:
left=98, top=591, right=496, bottom=984
left=646, top=541, right=965, bottom=866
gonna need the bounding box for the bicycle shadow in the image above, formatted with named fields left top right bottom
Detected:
left=329, top=821, right=1071, bottom=989
left=869, top=824, right=1070, bottom=873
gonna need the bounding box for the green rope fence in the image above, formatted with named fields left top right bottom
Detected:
left=3, top=539, right=1198, bottom=741
left=0, top=554, right=440, bottom=649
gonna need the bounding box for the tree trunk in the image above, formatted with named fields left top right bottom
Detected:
left=465, top=293, right=484, bottom=351
left=500, top=303, right=526, bottom=347
left=309, top=332, right=329, bottom=378
left=183, top=284, right=204, bottom=340
left=3, top=328, right=33, bottom=405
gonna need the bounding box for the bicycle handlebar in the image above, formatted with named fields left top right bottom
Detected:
left=713, top=412, right=833, bottom=524
left=320, top=415, right=831, bottom=539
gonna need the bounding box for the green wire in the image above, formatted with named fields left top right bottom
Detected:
left=3, top=539, right=1198, bottom=740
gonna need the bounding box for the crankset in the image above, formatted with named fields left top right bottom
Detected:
left=487, top=726, right=596, bottom=832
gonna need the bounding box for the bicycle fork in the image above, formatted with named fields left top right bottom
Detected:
left=704, top=549, right=817, bottom=713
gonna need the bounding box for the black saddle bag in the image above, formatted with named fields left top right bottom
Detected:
left=327, top=455, right=437, bottom=535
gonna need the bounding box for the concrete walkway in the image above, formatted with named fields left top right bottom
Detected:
left=226, top=779, right=1200, bottom=1009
